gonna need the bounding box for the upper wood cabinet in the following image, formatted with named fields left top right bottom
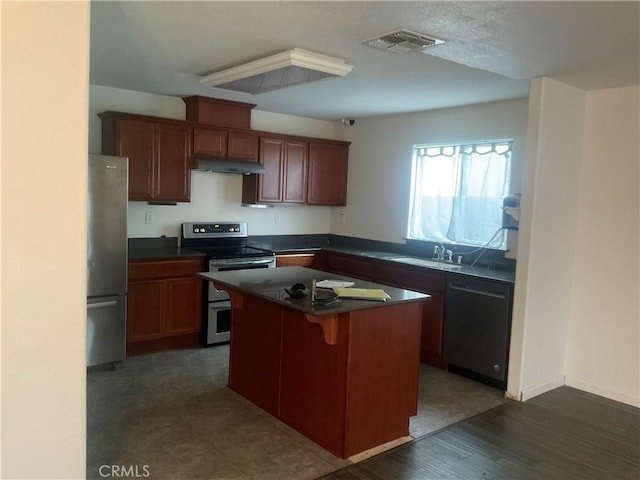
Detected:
left=283, top=140, right=308, bottom=203
left=242, top=136, right=308, bottom=204
left=228, top=131, right=259, bottom=161
left=307, top=141, right=349, bottom=206
left=193, top=127, right=226, bottom=156
left=192, top=126, right=259, bottom=161
left=100, top=112, right=191, bottom=202
left=100, top=108, right=349, bottom=206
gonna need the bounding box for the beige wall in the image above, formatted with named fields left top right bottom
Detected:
left=332, top=98, right=529, bottom=244
left=565, top=85, right=640, bottom=406
left=508, top=78, right=586, bottom=401
left=509, top=79, right=640, bottom=407
left=89, top=85, right=337, bottom=239
left=1, top=1, right=89, bottom=478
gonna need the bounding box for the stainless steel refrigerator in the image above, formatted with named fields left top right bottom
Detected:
left=87, top=155, right=128, bottom=367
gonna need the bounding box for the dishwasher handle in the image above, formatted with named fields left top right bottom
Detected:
left=449, top=283, right=506, bottom=299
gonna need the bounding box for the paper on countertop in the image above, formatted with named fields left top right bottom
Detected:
left=332, top=287, right=391, bottom=301
left=316, top=279, right=355, bottom=288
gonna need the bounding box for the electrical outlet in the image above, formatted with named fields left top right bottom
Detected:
left=339, top=213, right=346, bottom=225
left=145, top=211, right=154, bottom=224
left=274, top=212, right=280, bottom=224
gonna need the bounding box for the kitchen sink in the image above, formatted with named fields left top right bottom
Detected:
left=390, top=257, right=464, bottom=270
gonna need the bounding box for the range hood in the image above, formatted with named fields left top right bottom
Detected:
left=192, top=156, right=265, bottom=175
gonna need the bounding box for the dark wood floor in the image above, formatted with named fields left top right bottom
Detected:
left=321, top=387, right=640, bottom=480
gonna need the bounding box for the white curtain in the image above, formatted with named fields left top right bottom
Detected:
left=408, top=141, right=511, bottom=249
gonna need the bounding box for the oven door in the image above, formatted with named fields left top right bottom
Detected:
left=206, top=300, right=232, bottom=345
left=208, top=256, right=275, bottom=301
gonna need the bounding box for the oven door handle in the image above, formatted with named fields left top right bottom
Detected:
left=210, top=258, right=274, bottom=267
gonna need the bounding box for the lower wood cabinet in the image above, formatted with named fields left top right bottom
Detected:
left=319, top=252, right=447, bottom=368
left=323, top=251, right=375, bottom=280
left=127, top=256, right=204, bottom=355
left=275, top=253, right=316, bottom=268
left=373, top=260, right=447, bottom=369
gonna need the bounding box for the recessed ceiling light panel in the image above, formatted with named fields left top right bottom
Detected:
left=200, top=48, right=354, bottom=95
left=363, top=29, right=444, bottom=54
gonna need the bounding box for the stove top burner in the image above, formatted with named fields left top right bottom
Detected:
left=191, top=245, right=273, bottom=260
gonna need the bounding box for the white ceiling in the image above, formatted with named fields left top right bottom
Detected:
left=90, top=1, right=640, bottom=121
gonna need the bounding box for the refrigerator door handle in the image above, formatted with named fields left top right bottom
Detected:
left=87, top=300, right=118, bottom=309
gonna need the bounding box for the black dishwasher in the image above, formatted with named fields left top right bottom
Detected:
left=443, top=276, right=513, bottom=390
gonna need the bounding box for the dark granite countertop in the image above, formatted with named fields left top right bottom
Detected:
left=129, top=234, right=515, bottom=284
left=247, top=234, right=329, bottom=254
left=129, top=247, right=205, bottom=260
left=247, top=235, right=515, bottom=285
left=128, top=237, right=205, bottom=261
left=199, top=266, right=429, bottom=316
left=322, top=246, right=516, bottom=284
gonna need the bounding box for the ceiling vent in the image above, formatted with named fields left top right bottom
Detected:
left=363, top=29, right=444, bottom=54
left=199, top=48, right=353, bottom=95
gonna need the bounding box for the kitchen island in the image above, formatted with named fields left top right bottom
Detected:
left=199, top=266, right=429, bottom=459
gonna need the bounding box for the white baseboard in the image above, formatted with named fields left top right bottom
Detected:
left=564, top=375, right=640, bottom=408
left=521, top=375, right=565, bottom=401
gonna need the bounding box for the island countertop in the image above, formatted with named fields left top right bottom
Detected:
left=198, top=266, right=429, bottom=316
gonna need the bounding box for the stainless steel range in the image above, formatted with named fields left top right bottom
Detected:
left=181, top=222, right=275, bottom=345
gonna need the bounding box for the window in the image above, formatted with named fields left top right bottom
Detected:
left=408, top=140, right=512, bottom=249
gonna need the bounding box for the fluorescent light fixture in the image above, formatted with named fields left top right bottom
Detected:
left=199, top=48, right=353, bottom=95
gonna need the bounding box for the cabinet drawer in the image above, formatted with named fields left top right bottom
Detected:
left=128, top=257, right=205, bottom=281
left=276, top=253, right=315, bottom=268
left=326, top=252, right=374, bottom=280
left=373, top=260, right=446, bottom=293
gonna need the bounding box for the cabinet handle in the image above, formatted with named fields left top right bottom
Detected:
left=449, top=284, right=506, bottom=299
left=87, top=300, right=118, bottom=309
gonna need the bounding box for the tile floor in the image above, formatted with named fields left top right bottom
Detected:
left=87, top=345, right=507, bottom=479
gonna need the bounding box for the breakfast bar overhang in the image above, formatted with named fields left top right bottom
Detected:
left=199, top=266, right=429, bottom=459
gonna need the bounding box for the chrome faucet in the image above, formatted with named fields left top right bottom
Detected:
left=444, top=249, right=453, bottom=262
left=434, top=243, right=453, bottom=263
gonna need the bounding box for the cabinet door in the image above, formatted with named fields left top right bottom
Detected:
left=258, top=137, right=284, bottom=203
left=154, top=123, right=191, bottom=202
left=373, top=260, right=447, bottom=368
left=421, top=292, right=446, bottom=367
left=193, top=127, right=227, bottom=156
left=114, top=118, right=154, bottom=201
left=164, top=276, right=202, bottom=336
left=283, top=140, right=308, bottom=203
left=228, top=131, right=259, bottom=161
left=307, top=142, right=349, bottom=206
left=127, top=280, right=164, bottom=342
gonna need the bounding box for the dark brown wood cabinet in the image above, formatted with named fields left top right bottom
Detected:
left=275, top=253, right=316, bottom=267
left=127, top=257, right=204, bottom=355
left=101, top=107, right=349, bottom=206
left=282, top=139, right=308, bottom=203
left=323, top=252, right=375, bottom=280
left=373, top=260, right=447, bottom=368
left=307, top=141, right=349, bottom=206
left=192, top=126, right=259, bottom=161
left=242, top=136, right=308, bottom=204
left=317, top=252, right=448, bottom=368
left=100, top=112, right=191, bottom=202
left=154, top=123, right=191, bottom=202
